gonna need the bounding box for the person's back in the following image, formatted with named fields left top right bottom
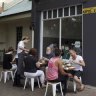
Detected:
left=47, top=57, right=59, bottom=80
left=24, top=55, right=37, bottom=73
left=46, top=48, right=73, bottom=96
left=3, top=53, right=12, bottom=69
left=3, top=46, right=14, bottom=70
left=24, top=48, right=46, bottom=87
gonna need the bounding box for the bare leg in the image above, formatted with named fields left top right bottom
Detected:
left=74, top=76, right=84, bottom=90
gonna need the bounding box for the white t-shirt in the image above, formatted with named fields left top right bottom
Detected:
left=16, top=41, right=25, bottom=58
left=69, top=55, right=83, bottom=71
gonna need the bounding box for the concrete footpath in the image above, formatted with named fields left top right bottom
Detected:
left=0, top=66, right=96, bottom=96
left=0, top=79, right=96, bottom=96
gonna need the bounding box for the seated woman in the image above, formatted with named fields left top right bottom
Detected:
left=24, top=48, right=45, bottom=87
left=3, top=47, right=17, bottom=70
left=69, top=48, right=85, bottom=91
left=46, top=48, right=72, bottom=96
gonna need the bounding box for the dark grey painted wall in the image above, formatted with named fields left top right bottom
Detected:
left=37, top=0, right=86, bottom=10
left=83, top=0, right=96, bottom=86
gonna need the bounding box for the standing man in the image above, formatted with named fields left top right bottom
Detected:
left=13, top=36, right=30, bottom=87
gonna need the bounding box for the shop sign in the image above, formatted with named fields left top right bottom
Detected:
left=83, top=7, right=96, bottom=14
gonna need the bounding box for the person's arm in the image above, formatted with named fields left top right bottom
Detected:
left=9, top=54, right=13, bottom=64
left=36, top=61, right=41, bottom=68
left=77, top=60, right=85, bottom=66
left=57, top=60, right=72, bottom=77
left=42, top=57, right=49, bottom=61
left=19, top=47, right=29, bottom=52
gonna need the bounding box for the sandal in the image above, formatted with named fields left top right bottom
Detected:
left=79, top=84, right=85, bottom=91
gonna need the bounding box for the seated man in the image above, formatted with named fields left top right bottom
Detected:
left=46, top=48, right=72, bottom=96
left=69, top=48, right=85, bottom=91
left=24, top=48, right=45, bottom=87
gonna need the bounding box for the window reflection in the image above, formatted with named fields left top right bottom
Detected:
left=64, top=7, right=69, bottom=16
left=43, top=19, right=59, bottom=56
left=61, top=16, right=82, bottom=47
left=53, top=9, right=57, bottom=18
left=58, top=8, right=63, bottom=17
left=48, top=10, right=52, bottom=18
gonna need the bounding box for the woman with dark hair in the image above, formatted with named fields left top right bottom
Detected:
left=3, top=47, right=16, bottom=70
left=69, top=48, right=85, bottom=91
left=24, top=48, right=45, bottom=87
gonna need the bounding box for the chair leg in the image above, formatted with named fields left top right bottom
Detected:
left=67, top=78, right=70, bottom=89
left=7, top=72, right=10, bottom=80
left=13, top=69, right=17, bottom=78
left=24, top=77, right=28, bottom=89
left=31, top=78, right=34, bottom=91
left=44, top=83, right=48, bottom=96
left=73, top=81, right=76, bottom=92
left=0, top=71, right=3, bottom=82
left=60, top=82, right=64, bottom=96
left=10, top=71, right=14, bottom=82
left=52, top=84, right=56, bottom=96
left=4, top=72, right=7, bottom=83
left=37, top=77, right=40, bottom=88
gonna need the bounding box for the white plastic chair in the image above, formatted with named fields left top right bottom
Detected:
left=67, top=77, right=82, bottom=92
left=24, top=75, right=40, bottom=91
left=44, top=82, right=64, bottom=96
left=10, top=64, right=17, bottom=78
left=0, top=70, right=14, bottom=83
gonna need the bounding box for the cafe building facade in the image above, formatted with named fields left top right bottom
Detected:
left=32, top=0, right=96, bottom=86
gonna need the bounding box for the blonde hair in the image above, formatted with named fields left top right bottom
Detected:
left=22, top=36, right=29, bottom=40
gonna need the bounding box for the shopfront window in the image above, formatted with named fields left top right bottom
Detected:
left=53, top=9, right=57, bottom=18
left=77, top=5, right=82, bottom=14
left=48, top=10, right=52, bottom=18
left=43, top=19, right=59, bottom=56
left=41, top=5, right=82, bottom=57
left=61, top=16, right=82, bottom=48
left=43, top=11, right=47, bottom=19
left=64, top=7, right=69, bottom=16
left=70, top=6, right=75, bottom=15
left=58, top=8, right=63, bottom=17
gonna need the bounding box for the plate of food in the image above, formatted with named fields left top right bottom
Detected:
left=66, top=63, right=71, bottom=67
left=68, top=67, right=75, bottom=70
